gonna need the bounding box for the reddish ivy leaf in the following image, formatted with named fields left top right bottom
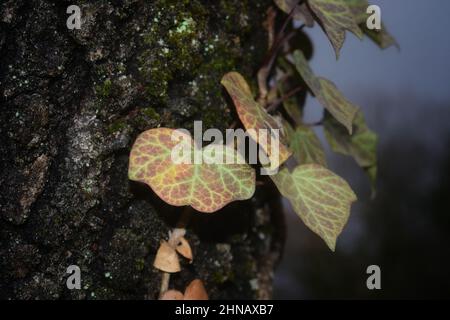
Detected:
left=292, top=50, right=358, bottom=134
left=128, top=128, right=255, bottom=213
left=271, top=165, right=357, bottom=250
left=308, top=0, right=363, bottom=57
left=221, top=72, right=292, bottom=170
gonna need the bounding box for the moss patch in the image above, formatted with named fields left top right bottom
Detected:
left=95, top=79, right=112, bottom=98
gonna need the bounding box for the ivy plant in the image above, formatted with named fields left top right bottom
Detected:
left=128, top=0, right=396, bottom=293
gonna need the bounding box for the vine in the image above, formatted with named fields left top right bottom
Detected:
left=128, top=0, right=396, bottom=299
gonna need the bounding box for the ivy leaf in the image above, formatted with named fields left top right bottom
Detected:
left=307, top=0, right=363, bottom=57
left=271, top=165, right=357, bottom=250
left=366, top=166, right=377, bottom=194
left=324, top=111, right=377, bottom=167
left=274, top=0, right=315, bottom=27
left=345, top=0, right=398, bottom=49
left=221, top=72, right=292, bottom=169
left=128, top=128, right=255, bottom=213
left=324, top=110, right=378, bottom=189
left=292, top=50, right=358, bottom=134
left=284, top=122, right=327, bottom=166
left=277, top=80, right=303, bottom=124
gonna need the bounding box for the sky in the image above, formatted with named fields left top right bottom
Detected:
left=306, top=0, right=450, bottom=105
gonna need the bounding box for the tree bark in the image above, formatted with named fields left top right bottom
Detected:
left=0, top=0, right=284, bottom=299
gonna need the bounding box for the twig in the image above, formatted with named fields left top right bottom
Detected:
left=266, top=85, right=303, bottom=112
left=229, top=120, right=238, bottom=130
left=264, top=7, right=277, bottom=50
left=257, top=0, right=305, bottom=104
left=257, top=31, right=296, bottom=104
left=304, top=120, right=323, bottom=127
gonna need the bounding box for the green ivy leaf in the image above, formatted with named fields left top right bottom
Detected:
left=366, top=165, right=377, bottom=194
left=271, top=165, right=357, bottom=250
left=221, top=72, right=292, bottom=169
left=274, top=0, right=315, bottom=27
left=292, top=50, right=358, bottom=134
left=324, top=110, right=377, bottom=168
left=277, top=82, right=304, bottom=124
left=284, top=122, right=327, bottom=166
left=128, top=128, right=255, bottom=213
left=345, top=0, right=398, bottom=49
left=307, top=0, right=363, bottom=57
left=324, top=110, right=378, bottom=190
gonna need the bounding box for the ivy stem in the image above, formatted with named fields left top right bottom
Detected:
left=158, top=207, right=193, bottom=298
left=264, top=6, right=277, bottom=50
left=258, top=31, right=296, bottom=104
left=266, top=85, right=303, bottom=112
left=229, top=121, right=238, bottom=129
left=257, top=0, right=305, bottom=105
left=304, top=119, right=324, bottom=127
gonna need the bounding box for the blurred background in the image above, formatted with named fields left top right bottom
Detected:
left=273, top=0, right=450, bottom=299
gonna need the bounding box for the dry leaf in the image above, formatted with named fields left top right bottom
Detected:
left=153, top=241, right=181, bottom=273
left=176, top=237, right=193, bottom=262
left=160, top=290, right=184, bottom=300
left=184, top=279, right=209, bottom=300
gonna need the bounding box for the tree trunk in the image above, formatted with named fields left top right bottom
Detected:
left=0, top=0, right=284, bottom=299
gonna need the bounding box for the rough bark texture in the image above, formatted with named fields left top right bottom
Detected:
left=0, top=0, right=284, bottom=299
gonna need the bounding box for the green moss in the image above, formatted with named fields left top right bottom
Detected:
left=141, top=107, right=160, bottom=121
left=107, top=119, right=127, bottom=134
left=137, top=0, right=209, bottom=100
left=95, top=79, right=112, bottom=98
left=218, top=0, right=251, bottom=33
left=142, top=63, right=171, bottom=98
left=212, top=270, right=235, bottom=284
left=132, top=110, right=161, bottom=130
left=135, top=0, right=268, bottom=129
left=242, top=259, right=256, bottom=275
left=175, top=17, right=196, bottom=34
left=135, top=258, right=145, bottom=271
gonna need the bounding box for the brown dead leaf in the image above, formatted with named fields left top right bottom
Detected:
left=176, top=237, right=193, bottom=262
left=153, top=241, right=181, bottom=273
left=184, top=279, right=209, bottom=300
left=160, top=290, right=184, bottom=300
